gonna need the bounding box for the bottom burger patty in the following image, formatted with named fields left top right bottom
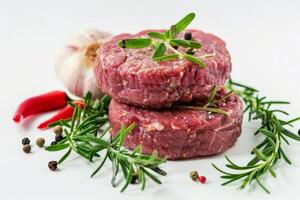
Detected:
left=109, top=94, right=243, bottom=160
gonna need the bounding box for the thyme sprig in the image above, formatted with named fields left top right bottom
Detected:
left=213, top=79, right=300, bottom=193
left=118, top=13, right=211, bottom=68
left=46, top=92, right=166, bottom=192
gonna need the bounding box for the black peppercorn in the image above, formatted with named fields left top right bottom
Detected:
left=184, top=32, right=192, bottom=40
left=48, top=161, right=58, bottom=171
left=171, top=45, right=179, bottom=49
left=22, top=137, right=30, bottom=145
left=120, top=40, right=126, bottom=48
left=298, top=129, right=300, bottom=136
left=51, top=141, right=57, bottom=145
left=55, top=134, right=63, bottom=142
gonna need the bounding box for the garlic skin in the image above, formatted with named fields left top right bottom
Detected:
left=55, top=29, right=112, bottom=99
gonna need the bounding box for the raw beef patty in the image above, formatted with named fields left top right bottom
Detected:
left=109, top=93, right=243, bottom=160
left=95, top=29, right=232, bottom=108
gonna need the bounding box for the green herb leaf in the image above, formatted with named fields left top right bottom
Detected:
left=120, top=163, right=133, bottom=192
left=282, top=128, right=300, bottom=141
left=175, top=12, right=196, bottom=33
left=169, top=25, right=177, bottom=39
left=75, top=135, right=110, bottom=147
left=170, top=39, right=191, bottom=48
left=118, top=38, right=152, bottom=49
left=175, top=105, right=228, bottom=116
left=141, top=167, right=162, bottom=184
left=45, top=143, right=70, bottom=151
left=91, top=151, right=108, bottom=177
left=259, top=129, right=275, bottom=138
left=152, top=43, right=166, bottom=58
left=206, top=85, right=218, bottom=106
left=165, top=12, right=195, bottom=36
left=170, top=39, right=201, bottom=49
left=58, top=147, right=72, bottom=164
left=183, top=54, right=205, bottom=68
left=189, top=40, right=202, bottom=48
left=253, top=148, right=267, bottom=161
left=147, top=32, right=166, bottom=40
left=153, top=54, right=178, bottom=62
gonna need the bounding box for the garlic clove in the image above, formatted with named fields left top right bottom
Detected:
left=55, top=29, right=112, bottom=99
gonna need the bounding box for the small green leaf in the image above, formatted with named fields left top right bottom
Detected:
left=183, top=54, right=205, bottom=68
left=118, top=38, right=152, bottom=49
left=151, top=167, right=167, bottom=176
left=75, top=135, right=109, bottom=147
left=58, top=147, right=72, bottom=164
left=282, top=128, right=300, bottom=141
left=259, top=129, right=275, bottom=138
left=176, top=105, right=228, bottom=116
left=152, top=43, right=166, bottom=58
left=153, top=54, right=178, bottom=62
left=175, top=12, right=195, bottom=32
left=202, top=107, right=228, bottom=115
left=45, top=143, right=70, bottom=151
left=84, top=92, right=92, bottom=107
left=48, top=119, right=71, bottom=128
left=207, top=85, right=218, bottom=104
left=189, top=40, right=201, bottom=48
left=140, top=171, right=146, bottom=191
left=170, top=39, right=201, bottom=49
left=284, top=117, right=300, bottom=125
left=229, top=80, right=258, bottom=92
left=256, top=177, right=270, bottom=194
left=252, top=148, right=267, bottom=161
left=91, top=151, right=108, bottom=177
left=261, top=101, right=290, bottom=105
left=140, top=167, right=162, bottom=184
left=169, top=25, right=177, bottom=39
left=269, top=168, right=276, bottom=177
left=279, top=147, right=292, bottom=164
left=147, top=32, right=166, bottom=40
left=120, top=163, right=133, bottom=192
left=170, top=39, right=191, bottom=48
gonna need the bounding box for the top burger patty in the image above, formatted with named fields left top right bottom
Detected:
left=94, top=29, right=231, bottom=108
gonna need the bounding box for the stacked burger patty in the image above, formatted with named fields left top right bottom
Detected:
left=94, top=30, right=243, bottom=160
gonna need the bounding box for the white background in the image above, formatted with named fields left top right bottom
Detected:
left=1, top=0, right=300, bottom=199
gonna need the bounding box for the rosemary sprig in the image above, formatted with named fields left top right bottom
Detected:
left=213, top=79, right=300, bottom=193
left=46, top=92, right=166, bottom=192
left=175, top=85, right=231, bottom=115
left=118, top=13, right=209, bottom=68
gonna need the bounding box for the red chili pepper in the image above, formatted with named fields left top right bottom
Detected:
left=13, top=91, right=68, bottom=123
left=37, top=101, right=85, bottom=129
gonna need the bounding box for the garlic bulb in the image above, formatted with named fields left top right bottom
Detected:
left=55, top=29, right=112, bottom=99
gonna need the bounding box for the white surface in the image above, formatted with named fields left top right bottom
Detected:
left=1, top=0, right=300, bottom=199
